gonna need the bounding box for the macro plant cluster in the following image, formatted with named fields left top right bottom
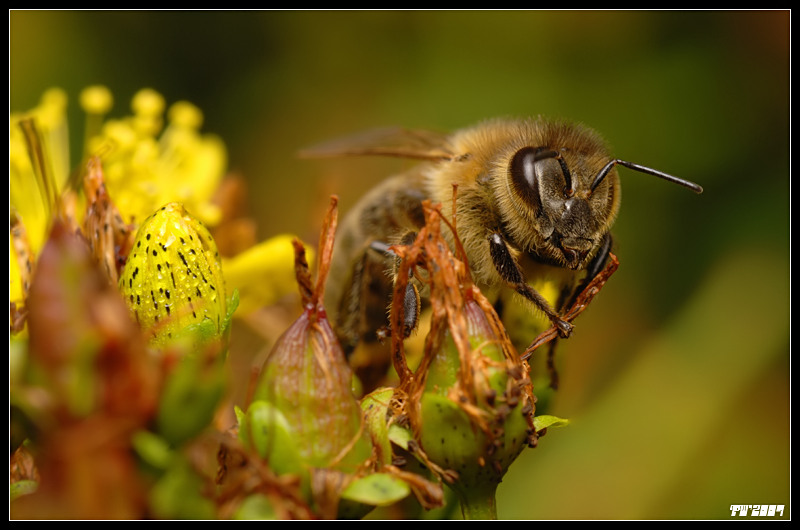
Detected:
left=9, top=87, right=595, bottom=520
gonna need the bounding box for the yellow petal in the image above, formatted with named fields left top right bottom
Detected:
left=222, top=234, right=310, bottom=314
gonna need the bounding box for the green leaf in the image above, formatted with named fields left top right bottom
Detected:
left=533, top=414, right=570, bottom=432
left=388, top=423, right=413, bottom=451
left=10, top=480, right=38, bottom=502
left=131, top=429, right=174, bottom=470
left=233, top=404, right=246, bottom=428
left=361, top=387, right=395, bottom=466
left=233, top=494, right=277, bottom=520
left=156, top=353, right=226, bottom=446
left=223, top=289, right=240, bottom=333
left=341, top=473, right=411, bottom=506
left=149, top=457, right=216, bottom=520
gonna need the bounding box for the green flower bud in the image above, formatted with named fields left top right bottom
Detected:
left=418, top=298, right=534, bottom=519
left=118, top=202, right=227, bottom=350
left=252, top=265, right=371, bottom=472
left=385, top=199, right=538, bottom=519
left=249, top=197, right=371, bottom=486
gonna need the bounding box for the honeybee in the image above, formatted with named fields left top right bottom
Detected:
left=301, top=117, right=702, bottom=389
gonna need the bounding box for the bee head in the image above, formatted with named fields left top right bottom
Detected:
left=506, top=145, right=617, bottom=269
left=504, top=140, right=702, bottom=269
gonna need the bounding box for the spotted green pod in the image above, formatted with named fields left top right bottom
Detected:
left=119, top=202, right=226, bottom=349
left=418, top=299, right=534, bottom=519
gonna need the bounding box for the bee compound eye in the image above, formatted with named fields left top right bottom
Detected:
left=511, top=147, right=539, bottom=189
left=510, top=146, right=543, bottom=211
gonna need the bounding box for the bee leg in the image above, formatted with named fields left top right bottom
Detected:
left=545, top=233, right=613, bottom=389
left=334, top=241, right=403, bottom=392
left=488, top=232, right=573, bottom=338
left=399, top=277, right=421, bottom=338
left=369, top=237, right=421, bottom=339
left=569, top=233, right=613, bottom=308
left=545, top=339, right=561, bottom=390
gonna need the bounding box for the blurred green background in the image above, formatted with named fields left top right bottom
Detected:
left=10, top=10, right=789, bottom=520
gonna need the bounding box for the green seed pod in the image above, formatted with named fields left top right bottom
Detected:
left=118, top=202, right=227, bottom=349
left=251, top=198, right=371, bottom=474
left=253, top=296, right=372, bottom=472
left=384, top=199, right=538, bottom=519
left=418, top=298, right=533, bottom=519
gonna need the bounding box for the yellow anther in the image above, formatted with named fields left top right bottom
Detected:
left=132, top=88, right=165, bottom=118
left=79, top=85, right=114, bottom=115
left=168, top=101, right=203, bottom=129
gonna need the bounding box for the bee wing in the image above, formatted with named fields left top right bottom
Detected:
left=298, top=126, right=456, bottom=161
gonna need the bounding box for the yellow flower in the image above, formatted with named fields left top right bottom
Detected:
left=9, top=86, right=229, bottom=311
left=10, top=85, right=297, bottom=331
left=10, top=88, right=71, bottom=259
left=83, top=88, right=228, bottom=227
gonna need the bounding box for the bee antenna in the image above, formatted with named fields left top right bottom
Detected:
left=591, top=159, right=703, bottom=194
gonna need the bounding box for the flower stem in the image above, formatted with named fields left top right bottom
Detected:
left=456, top=483, right=498, bottom=520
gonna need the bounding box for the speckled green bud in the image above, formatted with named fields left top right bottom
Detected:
left=118, top=202, right=226, bottom=349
